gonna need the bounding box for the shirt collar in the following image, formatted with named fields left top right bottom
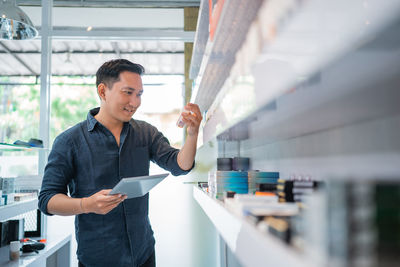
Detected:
left=87, top=107, right=100, bottom=132
left=86, top=107, right=132, bottom=132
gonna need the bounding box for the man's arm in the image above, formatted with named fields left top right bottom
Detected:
left=177, top=103, right=202, bottom=170
left=47, top=190, right=126, bottom=216
left=38, top=134, right=126, bottom=216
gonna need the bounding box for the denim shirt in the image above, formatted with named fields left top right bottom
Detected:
left=38, top=108, right=192, bottom=267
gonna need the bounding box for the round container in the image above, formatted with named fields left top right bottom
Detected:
left=232, top=157, right=250, bottom=171
left=9, top=241, right=20, bottom=261
left=217, top=158, right=233, bottom=171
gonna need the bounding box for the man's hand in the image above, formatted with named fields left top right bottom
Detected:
left=82, top=189, right=127, bottom=215
left=180, top=103, right=202, bottom=136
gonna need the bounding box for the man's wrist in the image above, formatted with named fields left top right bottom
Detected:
left=80, top=197, right=88, bottom=214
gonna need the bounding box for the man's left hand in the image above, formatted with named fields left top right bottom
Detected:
left=181, top=103, right=202, bottom=136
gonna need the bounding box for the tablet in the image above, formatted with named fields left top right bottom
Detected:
left=109, top=173, right=169, bottom=199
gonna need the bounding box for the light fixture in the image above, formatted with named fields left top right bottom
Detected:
left=0, top=0, right=38, bottom=40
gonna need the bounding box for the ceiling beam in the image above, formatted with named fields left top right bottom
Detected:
left=0, top=42, right=38, bottom=75
left=0, top=50, right=184, bottom=54
left=17, top=0, right=200, bottom=8
left=35, top=27, right=195, bottom=41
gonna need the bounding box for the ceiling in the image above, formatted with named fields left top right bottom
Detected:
left=0, top=40, right=184, bottom=76
left=17, top=0, right=200, bottom=8
left=0, top=0, right=199, bottom=77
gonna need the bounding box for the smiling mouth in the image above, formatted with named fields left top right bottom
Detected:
left=124, top=107, right=135, bottom=113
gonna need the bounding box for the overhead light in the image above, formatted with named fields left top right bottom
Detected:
left=0, top=0, right=38, bottom=40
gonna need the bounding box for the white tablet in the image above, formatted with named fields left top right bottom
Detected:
left=109, top=173, right=169, bottom=199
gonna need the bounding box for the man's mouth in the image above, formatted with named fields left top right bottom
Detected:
left=124, top=107, right=135, bottom=113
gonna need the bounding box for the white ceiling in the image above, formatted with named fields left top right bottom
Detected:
left=0, top=1, right=198, bottom=77
left=0, top=40, right=184, bottom=76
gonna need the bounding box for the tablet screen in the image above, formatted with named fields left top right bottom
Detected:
left=109, top=173, right=169, bottom=199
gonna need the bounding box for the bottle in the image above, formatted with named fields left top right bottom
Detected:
left=176, top=108, right=194, bottom=128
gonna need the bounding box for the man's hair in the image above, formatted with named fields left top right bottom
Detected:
left=95, top=59, right=145, bottom=88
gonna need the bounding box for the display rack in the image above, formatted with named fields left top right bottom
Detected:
left=188, top=0, right=400, bottom=266
left=0, top=199, right=38, bottom=222
left=0, top=144, right=47, bottom=152
left=191, top=0, right=400, bottom=146
left=193, top=187, right=314, bottom=267
left=0, top=233, right=71, bottom=267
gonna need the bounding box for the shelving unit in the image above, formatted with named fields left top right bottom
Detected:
left=193, top=187, right=313, bottom=267
left=0, top=199, right=38, bottom=222
left=0, top=144, right=47, bottom=152
left=188, top=0, right=400, bottom=266
left=0, top=232, right=71, bottom=267
left=192, top=0, right=400, bottom=146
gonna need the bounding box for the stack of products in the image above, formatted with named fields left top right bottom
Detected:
left=0, top=177, right=16, bottom=205
left=304, top=180, right=400, bottom=267
left=375, top=183, right=400, bottom=267
left=213, top=171, right=248, bottom=199
left=248, top=171, right=279, bottom=194
left=224, top=193, right=279, bottom=217
left=277, top=179, right=319, bottom=203
left=217, top=157, right=250, bottom=171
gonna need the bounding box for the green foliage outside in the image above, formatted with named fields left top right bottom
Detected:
left=0, top=76, right=99, bottom=148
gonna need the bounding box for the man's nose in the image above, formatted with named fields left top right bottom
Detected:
left=128, top=95, right=140, bottom=107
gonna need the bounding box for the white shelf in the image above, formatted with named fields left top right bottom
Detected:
left=0, top=144, right=47, bottom=151
left=190, top=0, right=264, bottom=111
left=193, top=187, right=314, bottom=267
left=0, top=232, right=71, bottom=267
left=0, top=199, right=38, bottom=221
left=194, top=0, right=400, bottom=144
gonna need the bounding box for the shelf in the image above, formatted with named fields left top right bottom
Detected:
left=0, top=199, right=38, bottom=221
left=190, top=0, right=265, bottom=112
left=188, top=0, right=209, bottom=80
left=193, top=186, right=313, bottom=267
left=200, top=0, right=400, bottom=144
left=0, top=232, right=71, bottom=267
left=0, top=144, right=47, bottom=152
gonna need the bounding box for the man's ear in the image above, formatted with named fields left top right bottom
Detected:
left=97, top=83, right=106, bottom=101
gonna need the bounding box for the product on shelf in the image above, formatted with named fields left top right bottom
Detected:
left=277, top=179, right=320, bottom=203
left=303, top=180, right=400, bottom=267
left=232, top=157, right=250, bottom=171
left=209, top=171, right=249, bottom=199
left=217, top=157, right=233, bottom=171
left=248, top=171, right=279, bottom=194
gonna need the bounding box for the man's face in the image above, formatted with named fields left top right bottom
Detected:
left=101, top=71, right=143, bottom=123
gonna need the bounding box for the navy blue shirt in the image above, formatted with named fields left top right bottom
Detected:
left=38, top=108, right=192, bottom=267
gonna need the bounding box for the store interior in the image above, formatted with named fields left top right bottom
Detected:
left=1, top=0, right=400, bottom=266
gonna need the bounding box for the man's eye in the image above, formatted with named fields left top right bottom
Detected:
left=124, top=91, right=132, bottom=95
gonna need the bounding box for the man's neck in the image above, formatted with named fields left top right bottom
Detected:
left=94, top=107, right=123, bottom=133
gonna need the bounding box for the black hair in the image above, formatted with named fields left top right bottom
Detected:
left=95, top=59, right=145, bottom=88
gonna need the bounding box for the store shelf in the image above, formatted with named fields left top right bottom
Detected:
left=193, top=0, right=400, bottom=145
left=202, top=39, right=400, bottom=145
left=188, top=0, right=209, bottom=80
left=193, top=186, right=313, bottom=267
left=0, top=199, right=38, bottom=222
left=190, top=0, right=264, bottom=112
left=0, top=232, right=71, bottom=267
left=0, top=143, right=47, bottom=152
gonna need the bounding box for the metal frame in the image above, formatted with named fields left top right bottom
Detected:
left=17, top=0, right=200, bottom=8
left=47, top=28, right=195, bottom=41
left=38, top=0, right=52, bottom=238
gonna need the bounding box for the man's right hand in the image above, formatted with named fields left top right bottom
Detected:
left=81, top=189, right=127, bottom=215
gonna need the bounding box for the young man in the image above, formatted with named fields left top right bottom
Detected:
left=38, top=59, right=201, bottom=267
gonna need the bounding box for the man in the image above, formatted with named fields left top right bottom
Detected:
left=38, top=59, right=202, bottom=267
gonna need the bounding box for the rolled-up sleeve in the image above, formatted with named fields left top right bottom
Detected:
left=148, top=125, right=194, bottom=176
left=38, top=134, right=75, bottom=215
